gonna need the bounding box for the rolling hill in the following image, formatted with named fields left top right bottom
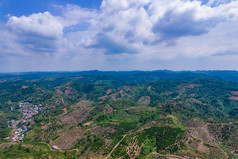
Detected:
left=0, top=70, right=237, bottom=158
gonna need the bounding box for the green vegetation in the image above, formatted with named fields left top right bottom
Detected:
left=0, top=117, right=10, bottom=138
left=135, top=126, right=185, bottom=158
left=0, top=144, right=77, bottom=158
left=0, top=71, right=238, bottom=158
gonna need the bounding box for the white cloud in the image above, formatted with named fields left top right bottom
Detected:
left=1, top=0, right=238, bottom=72
left=7, top=12, right=63, bottom=39
left=6, top=12, right=67, bottom=53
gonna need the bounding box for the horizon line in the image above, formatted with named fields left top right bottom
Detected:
left=0, top=69, right=238, bottom=74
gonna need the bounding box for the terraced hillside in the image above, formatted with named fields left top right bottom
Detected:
left=0, top=71, right=237, bottom=158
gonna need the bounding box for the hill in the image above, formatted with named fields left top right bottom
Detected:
left=0, top=70, right=237, bottom=158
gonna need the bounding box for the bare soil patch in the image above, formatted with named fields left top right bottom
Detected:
left=83, top=121, right=94, bottom=126
left=230, top=90, right=238, bottom=95
left=98, top=95, right=108, bottom=100
left=52, top=127, right=86, bottom=149
left=70, top=100, right=93, bottom=109
left=62, top=108, right=67, bottom=115
left=110, top=91, right=120, bottom=100
left=176, top=84, right=202, bottom=99
left=62, top=101, right=93, bottom=127
left=78, top=100, right=93, bottom=107
left=186, top=84, right=201, bottom=88
left=177, top=83, right=187, bottom=88
left=64, top=85, right=77, bottom=97
left=197, top=141, right=210, bottom=154
left=122, top=86, right=133, bottom=92
left=185, top=119, right=215, bottom=145
left=104, top=104, right=114, bottom=114
left=209, top=122, right=238, bottom=154
left=90, top=126, right=115, bottom=134
left=191, top=98, right=203, bottom=105
left=138, top=96, right=151, bottom=105
left=21, top=86, right=29, bottom=89
left=62, top=107, right=94, bottom=128
left=181, top=119, right=229, bottom=159
left=230, top=96, right=238, bottom=101
left=185, top=119, right=229, bottom=158
left=55, top=89, right=63, bottom=95
left=106, top=89, right=112, bottom=95
left=120, top=90, right=132, bottom=98
left=120, top=90, right=124, bottom=97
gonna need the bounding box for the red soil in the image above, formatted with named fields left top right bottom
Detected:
left=177, top=83, right=187, bottom=88
left=186, top=84, right=202, bottom=88
left=77, top=76, right=84, bottom=79
left=106, top=89, right=112, bottom=95
left=138, top=96, right=151, bottom=105
left=99, top=95, right=108, bottom=100
left=230, top=96, right=238, bottom=101
left=231, top=91, right=238, bottom=96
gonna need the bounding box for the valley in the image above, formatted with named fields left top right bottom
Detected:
left=0, top=71, right=237, bottom=158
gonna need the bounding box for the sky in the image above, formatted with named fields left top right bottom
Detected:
left=0, top=0, right=238, bottom=72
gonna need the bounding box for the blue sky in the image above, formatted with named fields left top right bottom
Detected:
left=0, top=0, right=238, bottom=72
left=0, top=0, right=102, bottom=20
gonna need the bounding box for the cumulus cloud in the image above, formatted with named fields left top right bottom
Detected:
left=89, top=33, right=137, bottom=54
left=87, top=0, right=238, bottom=51
left=6, top=12, right=64, bottom=53
left=7, top=12, right=63, bottom=38
left=1, top=0, right=238, bottom=72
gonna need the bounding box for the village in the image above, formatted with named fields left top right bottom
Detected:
left=7, top=102, right=44, bottom=142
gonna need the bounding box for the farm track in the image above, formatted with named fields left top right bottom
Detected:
left=105, top=134, right=128, bottom=159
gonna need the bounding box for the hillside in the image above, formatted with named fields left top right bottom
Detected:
left=0, top=71, right=237, bottom=159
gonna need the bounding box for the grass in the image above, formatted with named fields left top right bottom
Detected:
left=30, top=142, right=51, bottom=151
left=167, top=115, right=186, bottom=131
left=50, top=134, right=60, bottom=141
left=96, top=109, right=141, bottom=124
